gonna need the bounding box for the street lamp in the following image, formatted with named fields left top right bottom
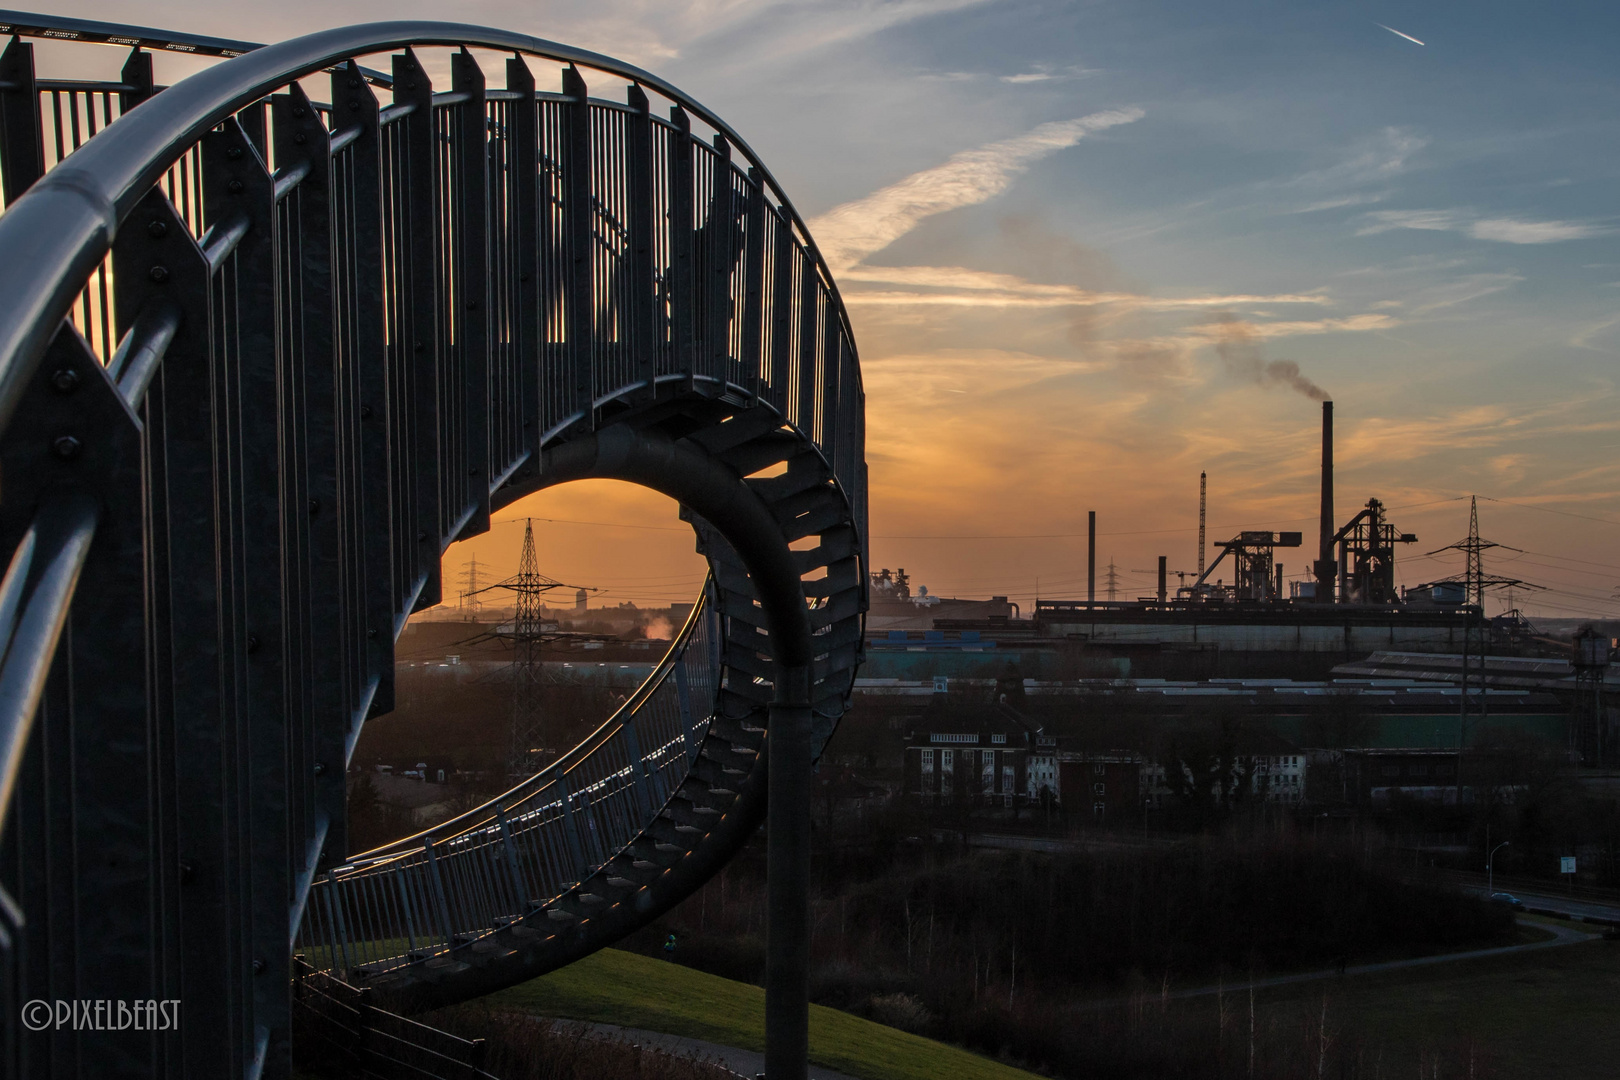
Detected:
left=1488, top=840, right=1510, bottom=896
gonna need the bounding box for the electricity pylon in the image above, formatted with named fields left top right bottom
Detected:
left=1426, top=496, right=1542, bottom=799
left=466, top=519, right=596, bottom=775
left=458, top=556, right=485, bottom=613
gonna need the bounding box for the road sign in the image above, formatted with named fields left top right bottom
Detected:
left=1560, top=856, right=1577, bottom=874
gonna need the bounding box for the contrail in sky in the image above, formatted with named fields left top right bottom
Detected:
left=807, top=109, right=1144, bottom=272
left=1375, top=22, right=1425, bottom=46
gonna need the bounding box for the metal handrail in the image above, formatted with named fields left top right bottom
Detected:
left=0, top=10, right=394, bottom=83
left=0, top=16, right=859, bottom=444
left=347, top=585, right=713, bottom=861
left=0, top=494, right=98, bottom=816
left=0, top=17, right=868, bottom=1061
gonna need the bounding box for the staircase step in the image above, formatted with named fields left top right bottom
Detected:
left=715, top=431, right=803, bottom=476
left=685, top=408, right=785, bottom=456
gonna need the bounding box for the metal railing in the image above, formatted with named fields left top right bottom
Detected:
left=0, top=13, right=865, bottom=1079
left=300, top=595, right=720, bottom=979
left=292, top=957, right=498, bottom=1080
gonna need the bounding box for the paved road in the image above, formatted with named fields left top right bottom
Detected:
left=556, top=1021, right=860, bottom=1080
left=948, top=830, right=1181, bottom=855
left=1074, top=916, right=1602, bottom=1011
left=1465, top=886, right=1620, bottom=924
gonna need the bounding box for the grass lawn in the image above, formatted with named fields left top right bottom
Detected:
left=492, top=948, right=1042, bottom=1080
left=1236, top=935, right=1620, bottom=1079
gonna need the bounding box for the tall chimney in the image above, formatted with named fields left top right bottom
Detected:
left=1087, top=511, right=1096, bottom=607
left=1197, top=473, right=1207, bottom=580
left=1317, top=400, right=1335, bottom=601
left=1157, top=555, right=1167, bottom=603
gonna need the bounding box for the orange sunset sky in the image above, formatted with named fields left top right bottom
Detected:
left=48, top=1, right=1620, bottom=619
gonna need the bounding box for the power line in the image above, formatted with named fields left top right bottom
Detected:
left=1478, top=495, right=1620, bottom=528
left=1425, top=496, right=1541, bottom=606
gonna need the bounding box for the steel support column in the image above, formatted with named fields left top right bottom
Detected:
left=764, top=668, right=812, bottom=1080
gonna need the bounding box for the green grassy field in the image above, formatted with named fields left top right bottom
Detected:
left=493, top=948, right=1042, bottom=1080
left=1231, top=930, right=1620, bottom=1079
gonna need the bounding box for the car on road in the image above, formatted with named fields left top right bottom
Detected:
left=1489, top=892, right=1525, bottom=909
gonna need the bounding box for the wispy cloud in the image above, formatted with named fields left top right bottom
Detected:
left=1358, top=209, right=1613, bottom=243
left=841, top=264, right=1329, bottom=311
left=1290, top=192, right=1389, bottom=214
left=1569, top=314, right=1620, bottom=350
left=999, top=64, right=1098, bottom=84
left=1283, top=128, right=1428, bottom=190
left=1187, top=314, right=1398, bottom=339
left=556, top=0, right=998, bottom=67
left=808, top=109, right=1145, bottom=271
left=1470, top=218, right=1611, bottom=243
left=1407, top=273, right=1523, bottom=314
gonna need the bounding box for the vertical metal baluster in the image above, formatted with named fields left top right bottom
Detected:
left=393, top=868, right=420, bottom=960
left=620, top=714, right=655, bottom=821
left=451, top=49, right=491, bottom=541
left=706, top=135, right=733, bottom=391
left=796, top=255, right=818, bottom=436
left=768, top=211, right=793, bottom=414
left=421, top=840, right=456, bottom=954
left=321, top=871, right=355, bottom=978
left=554, top=772, right=588, bottom=884
left=328, top=63, right=396, bottom=721
left=272, top=87, right=351, bottom=886
left=0, top=323, right=144, bottom=1080
left=668, top=106, right=694, bottom=391
left=392, top=49, right=443, bottom=610
left=820, top=296, right=842, bottom=454
left=561, top=66, right=594, bottom=429
left=625, top=84, right=655, bottom=403
left=203, top=114, right=292, bottom=1079
left=674, top=662, right=699, bottom=766
left=114, top=182, right=243, bottom=1078
left=0, top=37, right=43, bottom=205
left=493, top=803, right=529, bottom=913
left=504, top=56, right=541, bottom=479
left=741, top=168, right=765, bottom=403
left=119, top=45, right=156, bottom=113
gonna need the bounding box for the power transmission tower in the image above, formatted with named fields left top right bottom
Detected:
left=458, top=556, right=484, bottom=613
left=467, top=520, right=595, bottom=775
left=1104, top=558, right=1121, bottom=602
left=1426, top=496, right=1543, bottom=608
left=1425, top=496, right=1543, bottom=799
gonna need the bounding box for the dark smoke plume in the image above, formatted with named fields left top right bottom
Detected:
left=1211, top=314, right=1329, bottom=400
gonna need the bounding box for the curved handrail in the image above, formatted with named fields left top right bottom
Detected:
left=0, top=17, right=859, bottom=441
left=348, top=583, right=713, bottom=861
left=301, top=582, right=726, bottom=980
left=0, top=9, right=392, bottom=82
left=0, top=16, right=869, bottom=1045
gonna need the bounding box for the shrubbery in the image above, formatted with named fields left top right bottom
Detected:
left=631, top=835, right=1513, bottom=1079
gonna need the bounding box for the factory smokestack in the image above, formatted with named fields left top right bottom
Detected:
left=1198, top=473, right=1207, bottom=580
left=1316, top=400, right=1335, bottom=602
left=1158, top=556, right=1167, bottom=603
left=1088, top=511, right=1096, bottom=607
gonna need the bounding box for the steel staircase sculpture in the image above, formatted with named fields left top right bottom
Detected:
left=0, top=12, right=865, bottom=1079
